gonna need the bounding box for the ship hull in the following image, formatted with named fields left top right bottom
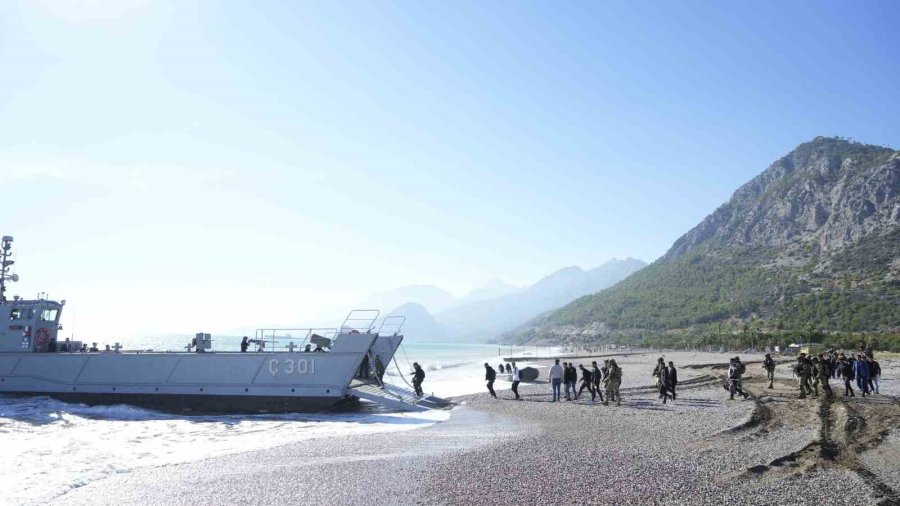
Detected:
left=0, top=332, right=381, bottom=414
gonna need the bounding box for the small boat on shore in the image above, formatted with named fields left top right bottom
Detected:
left=0, top=235, right=448, bottom=414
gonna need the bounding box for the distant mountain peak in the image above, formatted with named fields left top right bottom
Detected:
left=359, top=284, right=457, bottom=314
left=462, top=279, right=520, bottom=304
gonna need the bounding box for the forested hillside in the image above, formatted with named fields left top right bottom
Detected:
left=508, top=138, right=900, bottom=350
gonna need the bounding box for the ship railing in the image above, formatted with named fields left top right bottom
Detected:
left=252, top=328, right=338, bottom=352
left=377, top=315, right=406, bottom=336
left=339, top=309, right=380, bottom=334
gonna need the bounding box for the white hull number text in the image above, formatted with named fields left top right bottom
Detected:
left=268, top=358, right=315, bottom=376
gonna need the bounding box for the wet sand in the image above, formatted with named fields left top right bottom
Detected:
left=50, top=352, right=900, bottom=505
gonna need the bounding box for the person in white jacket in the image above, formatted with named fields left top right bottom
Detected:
left=549, top=359, right=564, bottom=402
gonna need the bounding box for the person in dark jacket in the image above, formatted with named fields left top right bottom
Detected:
left=854, top=354, right=870, bottom=397
left=667, top=361, right=678, bottom=400
left=577, top=364, right=595, bottom=401
left=511, top=364, right=521, bottom=400
left=568, top=363, right=579, bottom=399
left=563, top=362, right=577, bottom=400
left=240, top=336, right=250, bottom=353
left=591, top=361, right=605, bottom=403
left=658, top=363, right=672, bottom=403
left=484, top=363, right=497, bottom=398
left=870, top=358, right=881, bottom=394
left=411, top=362, right=426, bottom=396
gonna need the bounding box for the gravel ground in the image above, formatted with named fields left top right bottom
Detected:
left=49, top=352, right=898, bottom=506
left=859, top=429, right=900, bottom=492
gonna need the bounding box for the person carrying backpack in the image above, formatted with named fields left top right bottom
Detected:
left=728, top=357, right=749, bottom=400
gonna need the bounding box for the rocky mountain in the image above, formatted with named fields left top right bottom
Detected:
left=436, top=258, right=646, bottom=341
left=509, top=137, right=900, bottom=344
left=384, top=302, right=445, bottom=341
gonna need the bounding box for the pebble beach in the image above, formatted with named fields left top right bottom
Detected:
left=48, top=352, right=900, bottom=505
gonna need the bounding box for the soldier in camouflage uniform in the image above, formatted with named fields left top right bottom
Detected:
left=811, top=355, right=834, bottom=397
left=763, top=353, right=776, bottom=389
left=727, top=357, right=749, bottom=400
left=795, top=354, right=812, bottom=399
left=602, top=359, right=622, bottom=406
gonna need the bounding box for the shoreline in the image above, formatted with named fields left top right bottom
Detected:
left=49, top=352, right=900, bottom=505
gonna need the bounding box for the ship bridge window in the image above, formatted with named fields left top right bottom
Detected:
left=41, top=308, right=59, bottom=323
left=9, top=309, right=34, bottom=321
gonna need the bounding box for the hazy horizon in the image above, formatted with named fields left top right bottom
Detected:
left=2, top=1, right=898, bottom=338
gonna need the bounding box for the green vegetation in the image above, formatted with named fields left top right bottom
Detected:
left=507, top=138, right=900, bottom=348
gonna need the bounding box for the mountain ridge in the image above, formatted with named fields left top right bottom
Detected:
left=435, top=257, right=647, bottom=341
left=507, top=137, right=900, bottom=346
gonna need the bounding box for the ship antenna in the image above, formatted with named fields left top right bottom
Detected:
left=0, top=236, right=17, bottom=303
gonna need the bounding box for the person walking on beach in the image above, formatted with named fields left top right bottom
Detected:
left=813, top=356, right=833, bottom=398
left=854, top=354, right=870, bottom=397
left=411, top=362, right=426, bottom=396
left=870, top=357, right=881, bottom=394
left=728, top=357, right=749, bottom=400
left=794, top=354, right=812, bottom=399
left=568, top=363, right=579, bottom=400
left=763, top=353, right=776, bottom=389
left=658, top=361, right=672, bottom=404
left=562, top=362, right=573, bottom=400
left=549, top=359, right=564, bottom=402
left=511, top=364, right=521, bottom=400
left=653, top=357, right=665, bottom=398
left=837, top=355, right=855, bottom=397
left=591, top=361, right=604, bottom=403
left=484, top=363, right=498, bottom=398
left=602, top=359, right=621, bottom=406
left=578, top=364, right=595, bottom=401
left=667, top=361, right=678, bottom=400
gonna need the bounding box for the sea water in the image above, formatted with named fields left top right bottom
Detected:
left=0, top=338, right=534, bottom=505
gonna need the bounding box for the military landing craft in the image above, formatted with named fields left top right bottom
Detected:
left=0, top=236, right=448, bottom=413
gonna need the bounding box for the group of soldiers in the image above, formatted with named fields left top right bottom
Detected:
left=548, top=358, right=622, bottom=406
left=791, top=349, right=882, bottom=399
left=513, top=345, right=885, bottom=406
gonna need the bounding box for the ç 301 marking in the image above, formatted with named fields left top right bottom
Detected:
left=268, top=358, right=316, bottom=376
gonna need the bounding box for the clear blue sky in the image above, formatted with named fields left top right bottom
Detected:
left=1, top=1, right=898, bottom=337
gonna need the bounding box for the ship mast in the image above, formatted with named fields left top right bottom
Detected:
left=1, top=236, right=18, bottom=303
